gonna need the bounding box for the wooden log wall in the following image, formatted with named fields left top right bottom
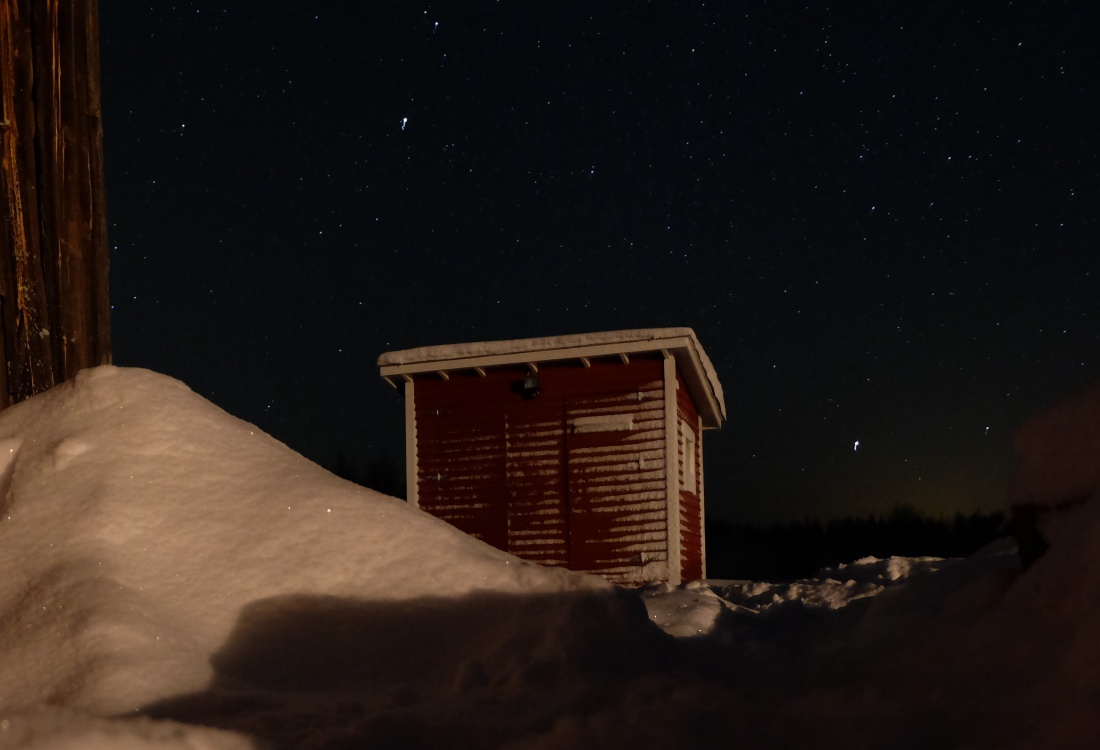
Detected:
left=0, top=0, right=110, bottom=408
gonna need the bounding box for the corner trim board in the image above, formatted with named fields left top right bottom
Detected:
left=405, top=379, right=419, bottom=507
left=663, top=352, right=682, bottom=585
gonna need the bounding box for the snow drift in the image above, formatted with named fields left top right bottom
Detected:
left=3, top=366, right=1100, bottom=749
left=1009, top=380, right=1100, bottom=509
left=0, top=367, right=645, bottom=724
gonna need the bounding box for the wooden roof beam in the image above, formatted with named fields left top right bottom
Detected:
left=378, top=330, right=726, bottom=428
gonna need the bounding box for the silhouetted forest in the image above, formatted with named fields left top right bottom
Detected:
left=706, top=506, right=1005, bottom=581
left=329, top=450, right=406, bottom=499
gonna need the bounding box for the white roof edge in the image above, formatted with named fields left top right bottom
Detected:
left=377, top=328, right=698, bottom=367
left=379, top=336, right=690, bottom=379
left=378, top=328, right=726, bottom=427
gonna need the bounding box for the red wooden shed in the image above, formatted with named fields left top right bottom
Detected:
left=378, top=328, right=726, bottom=585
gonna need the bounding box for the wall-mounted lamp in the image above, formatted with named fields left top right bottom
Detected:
left=512, top=374, right=541, bottom=400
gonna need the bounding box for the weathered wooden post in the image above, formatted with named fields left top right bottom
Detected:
left=0, top=0, right=110, bottom=409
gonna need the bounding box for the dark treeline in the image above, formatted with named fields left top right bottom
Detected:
left=330, top=450, right=406, bottom=499
left=706, top=506, right=1005, bottom=582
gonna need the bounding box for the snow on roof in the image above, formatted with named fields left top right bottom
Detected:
left=379, top=327, right=726, bottom=426
left=378, top=327, right=698, bottom=366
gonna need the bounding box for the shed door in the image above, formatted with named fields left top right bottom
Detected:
left=566, top=403, right=664, bottom=578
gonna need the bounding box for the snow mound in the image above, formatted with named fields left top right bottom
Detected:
left=1009, top=380, right=1100, bottom=509
left=0, top=367, right=610, bottom=717
left=0, top=710, right=251, bottom=750
left=5, top=368, right=1100, bottom=749
left=641, top=556, right=953, bottom=639
left=639, top=581, right=728, bottom=637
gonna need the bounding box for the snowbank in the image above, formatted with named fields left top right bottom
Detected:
left=3, top=367, right=1100, bottom=749
left=640, top=555, right=954, bottom=638
left=0, top=367, right=622, bottom=723
left=1009, top=380, right=1100, bottom=508
left=0, top=711, right=250, bottom=750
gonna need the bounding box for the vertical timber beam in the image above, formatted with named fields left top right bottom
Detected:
left=697, top=412, right=706, bottom=579
left=0, top=0, right=110, bottom=408
left=404, top=378, right=418, bottom=507
left=0, top=0, right=53, bottom=406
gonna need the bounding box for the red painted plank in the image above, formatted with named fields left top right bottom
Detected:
left=412, top=357, right=679, bottom=584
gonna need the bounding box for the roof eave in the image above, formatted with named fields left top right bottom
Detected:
left=380, top=334, right=726, bottom=429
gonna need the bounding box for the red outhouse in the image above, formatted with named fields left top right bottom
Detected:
left=378, top=328, right=726, bottom=585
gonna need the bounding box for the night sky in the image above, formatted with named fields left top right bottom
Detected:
left=97, top=2, right=1097, bottom=523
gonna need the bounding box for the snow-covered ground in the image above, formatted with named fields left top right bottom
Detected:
left=1, top=367, right=1097, bottom=749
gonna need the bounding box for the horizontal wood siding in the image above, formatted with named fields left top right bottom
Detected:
left=566, top=358, right=667, bottom=584
left=414, top=357, right=669, bottom=584
left=505, top=401, right=568, bottom=565
left=415, top=374, right=509, bottom=550
left=677, top=372, right=704, bottom=581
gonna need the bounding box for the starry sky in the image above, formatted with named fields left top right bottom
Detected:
left=97, top=2, right=1097, bottom=523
